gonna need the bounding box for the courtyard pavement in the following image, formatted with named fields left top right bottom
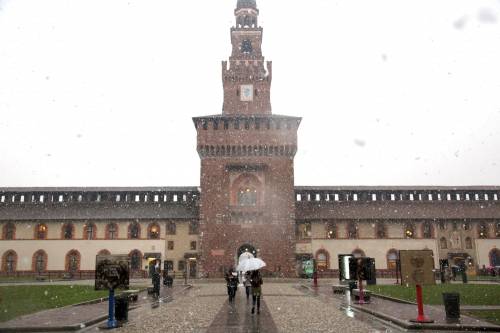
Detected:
left=113, top=283, right=387, bottom=333
left=1, top=280, right=499, bottom=332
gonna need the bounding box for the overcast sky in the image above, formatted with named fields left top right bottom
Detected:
left=0, top=0, right=499, bottom=187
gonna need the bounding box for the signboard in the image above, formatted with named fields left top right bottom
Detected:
left=302, top=259, right=314, bottom=278
left=399, top=250, right=435, bottom=286
left=95, top=255, right=130, bottom=290
left=211, top=249, right=225, bottom=256
left=348, top=257, right=374, bottom=281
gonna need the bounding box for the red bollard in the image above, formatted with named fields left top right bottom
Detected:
left=313, top=271, right=318, bottom=288
left=356, top=277, right=367, bottom=304
left=410, top=284, right=434, bottom=323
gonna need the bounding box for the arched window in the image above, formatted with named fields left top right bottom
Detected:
left=83, top=223, right=96, bottom=240
left=490, top=248, right=500, bottom=267
left=316, top=250, right=329, bottom=271
left=325, top=221, right=336, bottom=239
left=386, top=249, right=398, bottom=270
left=465, top=237, right=473, bottom=249
left=422, top=221, right=433, bottom=239
left=352, top=248, right=365, bottom=258
left=35, top=223, right=48, bottom=240
left=65, top=250, right=80, bottom=272
left=495, top=222, right=500, bottom=238
left=347, top=222, right=358, bottom=239
left=166, top=221, right=176, bottom=235
left=129, top=250, right=142, bottom=270
left=62, top=223, right=74, bottom=240
left=106, top=223, right=118, bottom=240
left=404, top=223, right=415, bottom=239
left=478, top=222, right=489, bottom=239
left=128, top=222, right=141, bottom=239
left=32, top=250, right=47, bottom=272
left=238, top=188, right=257, bottom=206
left=98, top=249, right=111, bottom=256
left=2, top=250, right=17, bottom=273
left=231, top=174, right=262, bottom=207
left=189, top=221, right=199, bottom=235
left=376, top=222, right=386, bottom=239
left=2, top=223, right=15, bottom=240
left=148, top=223, right=160, bottom=239
left=440, top=237, right=448, bottom=249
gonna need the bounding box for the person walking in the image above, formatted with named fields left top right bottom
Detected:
left=243, top=271, right=252, bottom=301
left=250, top=270, right=263, bottom=314
left=225, top=268, right=238, bottom=302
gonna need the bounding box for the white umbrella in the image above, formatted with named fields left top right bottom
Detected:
left=237, top=257, right=266, bottom=272
left=239, top=251, right=254, bottom=263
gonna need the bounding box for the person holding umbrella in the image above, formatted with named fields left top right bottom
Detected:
left=250, top=270, right=263, bottom=314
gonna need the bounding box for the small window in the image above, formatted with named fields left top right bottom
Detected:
left=166, top=221, right=176, bottom=235
left=40, top=195, right=45, bottom=203
left=423, top=222, right=432, bottom=238
left=20, top=195, right=25, bottom=203
left=116, top=195, right=121, bottom=202
left=154, top=195, right=159, bottom=202
left=58, top=195, right=63, bottom=202
left=0, top=195, right=5, bottom=203
left=135, top=195, right=140, bottom=202
left=440, top=237, right=448, bottom=249
left=428, top=194, right=433, bottom=201
left=437, top=193, right=442, bottom=201
left=410, top=194, right=414, bottom=201
left=315, top=194, right=320, bottom=201
left=189, top=221, right=199, bottom=235
left=456, top=194, right=461, bottom=201
left=326, top=222, right=336, bottom=239
left=465, top=237, right=473, bottom=249
left=353, top=194, right=358, bottom=201
left=63, top=223, right=74, bottom=240
left=129, top=223, right=140, bottom=239
left=168, top=241, right=174, bottom=250
left=466, top=193, right=470, bottom=201
left=494, top=194, right=498, bottom=201
left=347, top=222, right=358, bottom=239
left=391, top=194, right=395, bottom=201
left=296, top=194, right=301, bottom=201
left=183, top=194, right=187, bottom=202
left=190, top=241, right=197, bottom=251
left=173, top=195, right=178, bottom=202
left=475, top=193, right=480, bottom=201
left=335, top=194, right=340, bottom=201
left=485, top=194, right=489, bottom=201
left=130, top=250, right=142, bottom=270
left=447, top=194, right=451, bottom=201
left=148, top=223, right=160, bottom=239
left=372, top=194, right=377, bottom=201
left=404, top=223, right=415, bottom=239
left=178, top=260, right=185, bottom=271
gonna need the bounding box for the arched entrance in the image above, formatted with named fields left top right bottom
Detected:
left=237, top=244, right=257, bottom=259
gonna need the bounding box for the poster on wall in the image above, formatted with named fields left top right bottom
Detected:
left=399, top=250, right=436, bottom=286
left=95, top=255, right=130, bottom=290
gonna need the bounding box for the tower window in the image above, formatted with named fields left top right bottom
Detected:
left=238, top=188, right=257, bottom=206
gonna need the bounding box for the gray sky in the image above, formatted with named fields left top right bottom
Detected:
left=0, top=0, right=499, bottom=187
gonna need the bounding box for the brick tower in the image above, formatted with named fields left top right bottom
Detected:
left=193, top=0, right=301, bottom=277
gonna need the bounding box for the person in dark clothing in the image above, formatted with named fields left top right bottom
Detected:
left=243, top=271, right=252, bottom=300
left=250, top=270, right=263, bottom=314
left=152, top=265, right=161, bottom=298
left=225, top=268, right=238, bottom=302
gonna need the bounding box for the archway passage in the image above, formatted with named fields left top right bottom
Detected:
left=237, top=244, right=257, bottom=258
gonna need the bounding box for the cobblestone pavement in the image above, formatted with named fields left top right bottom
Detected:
left=111, top=283, right=395, bottom=333
left=265, top=284, right=377, bottom=333
left=114, top=284, right=227, bottom=333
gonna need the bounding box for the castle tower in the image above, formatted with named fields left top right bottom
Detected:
left=193, top=0, right=301, bottom=277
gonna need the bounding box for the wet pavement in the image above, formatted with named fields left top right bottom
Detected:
left=2, top=281, right=498, bottom=332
